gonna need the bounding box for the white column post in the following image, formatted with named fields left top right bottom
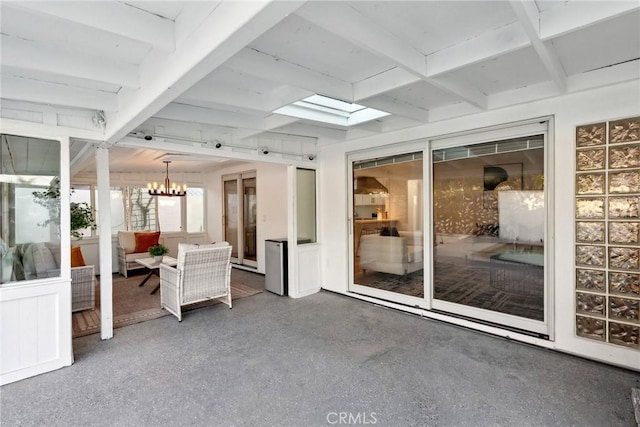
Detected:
left=59, top=136, right=73, bottom=364
left=96, top=146, right=113, bottom=339
left=286, top=165, right=297, bottom=297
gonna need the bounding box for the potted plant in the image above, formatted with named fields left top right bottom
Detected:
left=33, top=177, right=97, bottom=239
left=148, top=244, right=169, bottom=261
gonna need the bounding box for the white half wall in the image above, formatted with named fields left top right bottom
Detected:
left=0, top=280, right=74, bottom=385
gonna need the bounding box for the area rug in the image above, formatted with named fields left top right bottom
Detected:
left=72, top=274, right=261, bottom=338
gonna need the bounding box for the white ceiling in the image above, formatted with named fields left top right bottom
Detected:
left=1, top=1, right=639, bottom=175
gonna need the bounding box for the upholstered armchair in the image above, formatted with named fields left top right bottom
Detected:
left=6, top=242, right=95, bottom=312
left=159, top=243, right=232, bottom=321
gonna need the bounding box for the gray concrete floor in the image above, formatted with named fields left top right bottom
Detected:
left=1, top=289, right=638, bottom=426
left=231, top=266, right=265, bottom=292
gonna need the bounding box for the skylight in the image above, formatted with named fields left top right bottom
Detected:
left=273, top=94, right=390, bottom=127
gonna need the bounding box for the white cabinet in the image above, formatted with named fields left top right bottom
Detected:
left=355, top=194, right=386, bottom=206
left=355, top=194, right=370, bottom=205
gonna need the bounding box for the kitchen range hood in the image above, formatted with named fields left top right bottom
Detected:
left=354, top=176, right=388, bottom=194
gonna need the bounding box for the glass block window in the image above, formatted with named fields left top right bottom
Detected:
left=575, top=116, right=640, bottom=350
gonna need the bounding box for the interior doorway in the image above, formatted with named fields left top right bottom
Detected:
left=223, top=172, right=257, bottom=268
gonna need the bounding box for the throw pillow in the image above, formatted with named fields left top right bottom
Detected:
left=390, top=227, right=400, bottom=237
left=32, top=243, right=58, bottom=275
left=118, top=231, right=136, bottom=254
left=380, top=227, right=391, bottom=236
left=133, top=231, right=160, bottom=253
left=71, top=246, right=86, bottom=267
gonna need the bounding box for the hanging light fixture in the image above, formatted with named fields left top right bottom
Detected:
left=148, top=161, right=186, bottom=197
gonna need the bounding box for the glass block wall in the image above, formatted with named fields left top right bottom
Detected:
left=575, top=116, right=640, bottom=349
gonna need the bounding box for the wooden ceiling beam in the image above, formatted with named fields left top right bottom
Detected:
left=225, top=48, right=352, bottom=101
left=104, top=1, right=305, bottom=144
left=510, top=0, right=567, bottom=93
left=11, top=1, right=175, bottom=52
left=1, top=35, right=139, bottom=89
left=296, top=2, right=488, bottom=110
left=540, top=1, right=640, bottom=40
left=1, top=75, right=117, bottom=111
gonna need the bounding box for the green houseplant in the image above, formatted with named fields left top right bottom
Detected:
left=32, top=177, right=97, bottom=239
left=148, top=244, right=169, bottom=261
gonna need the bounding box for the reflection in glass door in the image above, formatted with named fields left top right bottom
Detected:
left=223, top=179, right=239, bottom=261
left=350, top=151, right=424, bottom=303
left=432, top=134, right=548, bottom=334
left=223, top=172, right=257, bottom=268
left=243, top=177, right=257, bottom=262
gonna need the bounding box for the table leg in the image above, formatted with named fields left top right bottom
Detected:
left=139, top=269, right=161, bottom=294
left=138, top=271, right=154, bottom=287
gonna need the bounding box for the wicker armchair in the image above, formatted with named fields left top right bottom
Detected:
left=159, top=243, right=232, bottom=321
left=71, top=265, right=96, bottom=312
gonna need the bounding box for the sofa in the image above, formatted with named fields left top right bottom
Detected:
left=359, top=231, right=423, bottom=276
left=117, top=231, right=163, bottom=278
left=2, top=242, right=95, bottom=312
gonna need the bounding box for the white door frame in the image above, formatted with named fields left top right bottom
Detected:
left=222, top=171, right=257, bottom=268
left=347, top=141, right=429, bottom=309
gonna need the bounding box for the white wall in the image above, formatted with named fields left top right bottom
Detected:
left=318, top=80, right=640, bottom=370
left=207, top=162, right=288, bottom=273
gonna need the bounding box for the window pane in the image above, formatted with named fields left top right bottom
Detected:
left=157, top=197, right=181, bottom=232
left=353, top=153, right=423, bottom=297
left=433, top=135, right=545, bottom=321
left=243, top=178, right=257, bottom=260
left=125, top=187, right=157, bottom=231
left=296, top=169, right=316, bottom=244
left=1, top=134, right=61, bottom=284
left=94, top=188, right=127, bottom=235
left=186, top=187, right=204, bottom=233
left=224, top=180, right=239, bottom=258
left=70, top=185, right=92, bottom=239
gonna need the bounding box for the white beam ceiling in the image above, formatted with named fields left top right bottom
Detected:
left=1, top=35, right=139, bottom=89
left=540, top=1, right=640, bottom=39
left=0, top=0, right=638, bottom=162
left=295, top=2, right=488, bottom=109
left=11, top=1, right=176, bottom=52
left=225, top=48, right=353, bottom=101
left=510, top=0, right=568, bottom=92
left=1, top=75, right=118, bottom=111
left=105, top=1, right=306, bottom=143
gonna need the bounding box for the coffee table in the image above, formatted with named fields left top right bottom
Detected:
left=135, top=256, right=178, bottom=295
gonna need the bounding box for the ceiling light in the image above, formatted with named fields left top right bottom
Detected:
left=147, top=161, right=186, bottom=197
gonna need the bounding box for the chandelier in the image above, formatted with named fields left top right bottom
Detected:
left=148, top=161, right=186, bottom=197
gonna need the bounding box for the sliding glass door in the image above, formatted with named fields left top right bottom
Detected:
left=223, top=172, right=257, bottom=268
left=431, top=131, right=550, bottom=336
left=348, top=148, right=426, bottom=307
left=347, top=122, right=552, bottom=337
